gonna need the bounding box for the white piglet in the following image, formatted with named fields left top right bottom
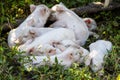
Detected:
left=21, top=27, right=55, bottom=43
left=8, top=4, right=51, bottom=48
left=50, top=3, right=89, bottom=46
left=83, top=18, right=97, bottom=31
left=83, top=18, right=99, bottom=38
left=24, top=46, right=82, bottom=69
left=85, top=40, right=112, bottom=72
left=18, top=28, right=76, bottom=56
left=51, top=39, right=90, bottom=63
left=28, top=4, right=51, bottom=28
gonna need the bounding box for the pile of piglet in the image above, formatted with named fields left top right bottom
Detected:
left=7, top=3, right=112, bottom=72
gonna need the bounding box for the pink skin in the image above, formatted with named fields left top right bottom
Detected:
left=24, top=46, right=83, bottom=69
left=83, top=18, right=99, bottom=38
left=18, top=28, right=76, bottom=56
left=8, top=4, right=51, bottom=48
left=28, top=44, right=57, bottom=56
left=83, top=18, right=97, bottom=31
left=21, top=27, right=54, bottom=44
left=85, top=40, right=112, bottom=72
left=23, top=40, right=90, bottom=69
left=18, top=39, right=58, bottom=56
left=42, top=39, right=89, bottom=61
left=29, top=4, right=51, bottom=28
left=49, top=3, right=89, bottom=46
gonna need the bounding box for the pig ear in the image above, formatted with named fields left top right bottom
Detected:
left=68, top=53, right=73, bottom=60
left=59, top=2, right=63, bottom=5
left=56, top=6, right=64, bottom=12
left=29, top=29, right=35, bottom=35
left=59, top=2, right=64, bottom=5
left=29, top=47, right=34, bottom=54
left=85, top=19, right=91, bottom=24
left=104, top=41, right=112, bottom=50
left=30, top=4, right=36, bottom=12
left=48, top=49, right=56, bottom=54
left=29, top=29, right=37, bottom=38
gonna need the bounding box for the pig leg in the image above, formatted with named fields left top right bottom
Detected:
left=89, top=31, right=99, bottom=39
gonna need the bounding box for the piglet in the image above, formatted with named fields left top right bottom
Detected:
left=83, top=18, right=99, bottom=38
left=21, top=27, right=54, bottom=44
left=51, top=39, right=90, bottom=63
left=8, top=4, right=51, bottom=48
left=85, top=40, right=112, bottom=72
left=27, top=4, right=51, bottom=28
left=83, top=18, right=97, bottom=31
left=50, top=3, right=89, bottom=46
left=18, top=28, right=76, bottom=56
left=24, top=46, right=83, bottom=69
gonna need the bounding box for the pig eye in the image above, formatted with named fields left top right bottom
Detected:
left=32, top=25, right=35, bottom=27
left=29, top=47, right=34, bottom=53
left=23, top=35, right=28, bottom=38
left=70, top=53, right=73, bottom=56
left=48, top=50, right=53, bottom=53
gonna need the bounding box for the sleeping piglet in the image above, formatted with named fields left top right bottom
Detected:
left=24, top=46, right=83, bottom=69
left=18, top=28, right=76, bottom=56
left=83, top=18, right=99, bottom=38
left=8, top=4, right=51, bottom=48
left=49, top=39, right=90, bottom=63
left=21, top=27, right=55, bottom=44
left=49, top=3, right=89, bottom=46
left=84, top=40, right=112, bottom=72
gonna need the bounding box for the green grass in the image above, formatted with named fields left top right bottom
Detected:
left=0, top=0, right=120, bottom=80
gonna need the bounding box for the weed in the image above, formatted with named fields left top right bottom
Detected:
left=0, top=0, right=120, bottom=80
